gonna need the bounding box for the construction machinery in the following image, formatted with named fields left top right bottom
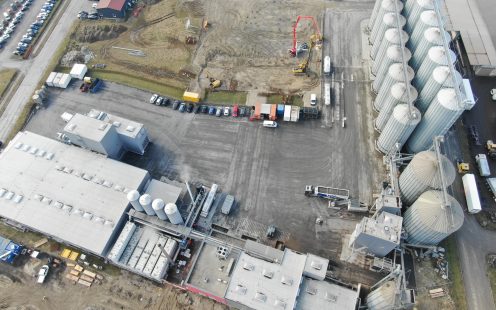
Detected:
left=304, top=185, right=349, bottom=200
left=457, top=160, right=470, bottom=174
left=487, top=140, right=496, bottom=159
left=289, top=15, right=322, bottom=57
left=292, top=59, right=308, bottom=74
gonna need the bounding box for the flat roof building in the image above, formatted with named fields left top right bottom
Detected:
left=297, top=278, right=360, bottom=310
left=0, top=131, right=150, bottom=255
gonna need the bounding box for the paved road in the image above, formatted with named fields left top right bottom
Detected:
left=0, top=0, right=85, bottom=142
left=473, top=0, right=496, bottom=52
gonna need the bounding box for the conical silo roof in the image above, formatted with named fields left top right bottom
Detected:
left=404, top=151, right=456, bottom=188
left=432, top=66, right=462, bottom=87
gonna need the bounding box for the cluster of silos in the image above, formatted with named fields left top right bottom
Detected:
left=126, top=190, right=184, bottom=225
left=369, top=0, right=467, bottom=154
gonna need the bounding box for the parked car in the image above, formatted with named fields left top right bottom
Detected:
left=491, top=88, right=496, bottom=101
left=161, top=97, right=170, bottom=106
left=179, top=102, right=186, bottom=112
left=37, top=265, right=49, bottom=284
left=239, top=106, right=246, bottom=117
left=186, top=103, right=194, bottom=113
left=172, top=100, right=180, bottom=110
left=216, top=108, right=222, bottom=117
left=154, top=96, right=163, bottom=106
left=208, top=106, right=215, bottom=115
left=200, top=105, right=208, bottom=113
left=193, top=104, right=200, bottom=113
left=17, top=42, right=28, bottom=49
left=232, top=104, right=239, bottom=117
left=223, top=106, right=230, bottom=116
left=149, top=94, right=158, bottom=104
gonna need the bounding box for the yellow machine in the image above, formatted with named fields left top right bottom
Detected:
left=487, top=140, right=496, bottom=158
left=292, top=59, right=308, bottom=74
left=457, top=161, right=469, bottom=174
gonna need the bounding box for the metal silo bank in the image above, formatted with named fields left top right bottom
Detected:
left=371, top=28, right=409, bottom=61
left=404, top=190, right=464, bottom=245
left=127, top=190, right=144, bottom=212
left=406, top=88, right=463, bottom=153
left=371, top=12, right=406, bottom=44
left=411, top=27, right=451, bottom=70
left=367, top=280, right=396, bottom=310
left=370, top=0, right=404, bottom=36
left=152, top=198, right=167, bottom=220
left=417, top=66, right=462, bottom=113
left=372, top=45, right=411, bottom=76
left=414, top=46, right=456, bottom=90
left=399, top=151, right=456, bottom=205
left=403, top=0, right=434, bottom=32
left=408, top=10, right=442, bottom=51
left=165, top=203, right=184, bottom=225
left=373, top=62, right=414, bottom=95
left=377, top=104, right=421, bottom=153
left=375, top=83, right=418, bottom=131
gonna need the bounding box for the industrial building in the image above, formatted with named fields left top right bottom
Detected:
left=96, top=0, right=129, bottom=19
left=62, top=109, right=150, bottom=159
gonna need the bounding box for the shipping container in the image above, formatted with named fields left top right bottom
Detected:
left=269, top=104, right=277, bottom=120
left=183, top=91, right=201, bottom=103
left=476, top=154, right=491, bottom=177
left=58, top=74, right=72, bottom=89
left=253, top=103, right=261, bottom=120
left=284, top=105, right=291, bottom=121
left=46, top=72, right=56, bottom=87
left=462, top=174, right=482, bottom=214
left=261, top=103, right=271, bottom=115
left=277, top=104, right=285, bottom=116
left=290, top=106, right=300, bottom=122
left=487, top=178, right=496, bottom=202
left=324, top=83, right=331, bottom=106
left=52, top=72, right=63, bottom=88
left=324, top=56, right=331, bottom=75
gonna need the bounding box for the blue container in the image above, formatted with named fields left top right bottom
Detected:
left=277, top=104, right=285, bottom=116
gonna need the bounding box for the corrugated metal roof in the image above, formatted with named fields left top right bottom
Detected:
left=97, top=0, right=127, bottom=11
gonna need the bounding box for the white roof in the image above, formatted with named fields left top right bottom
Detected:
left=70, top=64, right=88, bottom=76
left=87, top=109, right=145, bottom=139
left=64, top=113, right=112, bottom=142
left=225, top=249, right=307, bottom=310
left=144, top=179, right=183, bottom=205
left=296, top=278, right=359, bottom=310
left=0, top=132, right=149, bottom=255
left=303, top=253, right=329, bottom=280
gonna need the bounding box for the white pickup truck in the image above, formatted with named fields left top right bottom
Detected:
left=37, top=265, right=49, bottom=284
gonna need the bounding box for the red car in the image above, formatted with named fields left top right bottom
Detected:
left=232, top=104, right=239, bottom=117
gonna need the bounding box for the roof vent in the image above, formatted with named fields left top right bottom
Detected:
left=325, top=292, right=338, bottom=302
left=306, top=287, right=318, bottom=295
left=62, top=205, right=73, bottom=213
left=113, top=121, right=121, bottom=127
left=262, top=269, right=274, bottom=279
left=274, top=299, right=287, bottom=309
left=235, top=285, right=247, bottom=295
left=98, top=123, right=108, bottom=131
left=33, top=194, right=43, bottom=201
left=254, top=292, right=267, bottom=303
left=102, top=180, right=113, bottom=188
left=53, top=201, right=63, bottom=209
left=55, top=165, right=64, bottom=171
left=67, top=124, right=76, bottom=131
left=104, top=220, right=114, bottom=227
left=41, top=197, right=52, bottom=205
left=93, top=177, right=104, bottom=185
left=63, top=167, right=73, bottom=174
left=114, top=184, right=124, bottom=192
left=126, top=125, right=135, bottom=132
left=310, top=261, right=323, bottom=270
left=0, top=188, right=6, bottom=198
left=280, top=276, right=293, bottom=286
left=123, top=188, right=130, bottom=193
left=36, top=149, right=46, bottom=157
left=82, top=173, right=93, bottom=181
left=4, top=192, right=14, bottom=200
left=94, top=217, right=105, bottom=224
left=13, top=195, right=23, bottom=204
left=83, top=212, right=93, bottom=220
left=21, top=144, right=31, bottom=152
left=29, top=147, right=38, bottom=155
left=14, top=143, right=23, bottom=149
left=73, top=170, right=82, bottom=177
left=73, top=209, right=84, bottom=216
left=243, top=263, right=255, bottom=271
left=45, top=153, right=54, bottom=160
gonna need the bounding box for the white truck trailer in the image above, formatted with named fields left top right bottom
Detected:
left=284, top=105, right=291, bottom=121
left=324, top=83, right=331, bottom=106
left=323, top=56, right=331, bottom=75
left=476, top=154, right=491, bottom=176
left=462, top=174, right=482, bottom=214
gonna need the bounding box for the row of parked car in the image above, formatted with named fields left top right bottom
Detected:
left=149, top=93, right=248, bottom=117
left=0, top=0, right=33, bottom=49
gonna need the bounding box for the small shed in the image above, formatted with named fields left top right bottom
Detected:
left=58, top=74, right=72, bottom=89
left=97, top=0, right=128, bottom=19
left=46, top=72, right=57, bottom=87
left=221, top=195, right=235, bottom=215
left=70, top=64, right=88, bottom=80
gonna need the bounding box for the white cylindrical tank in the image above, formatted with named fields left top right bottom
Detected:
left=165, top=203, right=184, bottom=225
left=139, top=194, right=155, bottom=216
left=127, top=190, right=144, bottom=212
left=373, top=62, right=414, bottom=94
left=371, top=28, right=408, bottom=61
left=417, top=66, right=462, bottom=113
left=371, top=12, right=406, bottom=44
left=369, top=0, right=384, bottom=29
left=372, top=45, right=411, bottom=76
left=406, top=88, right=463, bottom=153
left=371, top=0, right=404, bottom=38
left=404, top=190, right=464, bottom=245
left=152, top=198, right=167, bottom=220
left=414, top=46, right=456, bottom=90
left=375, top=83, right=418, bottom=131
left=404, top=0, right=434, bottom=32
left=367, top=280, right=396, bottom=310
left=411, top=27, right=451, bottom=70
left=377, top=104, right=421, bottom=153
left=408, top=10, right=442, bottom=51
left=399, top=151, right=456, bottom=205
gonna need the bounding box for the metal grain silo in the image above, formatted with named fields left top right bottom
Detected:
left=375, top=83, right=418, bottom=131
left=371, top=0, right=404, bottom=37
left=372, top=45, right=411, bottom=76
left=371, top=12, right=406, bottom=44
left=406, top=88, right=463, bottom=153
left=377, top=104, right=421, bottom=153
left=404, top=0, right=434, bottom=32
left=373, top=62, right=414, bottom=94
left=369, top=0, right=383, bottom=29
left=408, top=10, right=442, bottom=51
left=139, top=194, right=155, bottom=216
left=371, top=28, right=409, bottom=61
left=404, top=190, right=464, bottom=245
left=367, top=280, right=396, bottom=310
left=417, top=66, right=462, bottom=113
left=399, top=150, right=456, bottom=205
left=127, top=190, right=144, bottom=212
left=165, top=203, right=184, bottom=225
left=152, top=198, right=168, bottom=220
left=414, top=46, right=456, bottom=90
left=411, top=27, right=451, bottom=70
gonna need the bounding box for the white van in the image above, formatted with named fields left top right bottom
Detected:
left=476, top=154, right=491, bottom=177
left=263, top=120, right=278, bottom=128
left=310, top=94, right=317, bottom=105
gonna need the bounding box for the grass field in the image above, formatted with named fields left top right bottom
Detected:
left=444, top=236, right=468, bottom=310
left=204, top=90, right=247, bottom=105
left=266, top=94, right=304, bottom=107
left=0, top=69, right=17, bottom=99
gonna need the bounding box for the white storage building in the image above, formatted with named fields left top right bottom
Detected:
left=70, top=64, right=88, bottom=80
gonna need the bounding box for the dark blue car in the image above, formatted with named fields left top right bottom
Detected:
left=208, top=106, right=216, bottom=115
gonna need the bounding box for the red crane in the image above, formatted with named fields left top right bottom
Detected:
left=289, top=15, right=322, bottom=57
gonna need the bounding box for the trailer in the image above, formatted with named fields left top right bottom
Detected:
left=221, top=195, right=235, bottom=215
left=290, top=106, right=300, bottom=122
left=304, top=185, right=350, bottom=200
left=462, top=174, right=482, bottom=214
left=200, top=184, right=218, bottom=217
left=284, top=105, right=291, bottom=121
left=323, top=56, right=331, bottom=75
left=324, top=83, right=331, bottom=106
left=487, top=178, right=496, bottom=202
left=269, top=104, right=277, bottom=120
left=476, top=154, right=491, bottom=176
left=0, top=236, right=23, bottom=264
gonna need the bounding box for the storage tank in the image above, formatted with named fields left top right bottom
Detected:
left=165, top=203, right=184, bottom=225
left=399, top=151, right=456, bottom=205
left=370, top=12, right=406, bottom=44
left=373, top=62, right=414, bottom=95
left=372, top=45, right=411, bottom=76
left=417, top=66, right=462, bottom=113
left=127, top=190, right=144, bottom=212
left=370, top=0, right=404, bottom=38
left=369, top=0, right=383, bottom=29
left=377, top=104, right=421, bottom=153
left=375, top=83, right=418, bottom=131
left=139, top=194, right=155, bottom=216
left=152, top=198, right=167, bottom=220
left=404, top=0, right=434, bottom=32
left=403, top=190, right=464, bottom=245
left=367, top=280, right=396, bottom=310
left=411, top=27, right=451, bottom=70
left=408, top=10, right=442, bottom=50
left=414, top=46, right=456, bottom=90
left=371, top=28, right=409, bottom=61
left=406, top=88, right=463, bottom=153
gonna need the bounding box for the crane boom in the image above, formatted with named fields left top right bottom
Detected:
left=290, top=15, right=322, bottom=57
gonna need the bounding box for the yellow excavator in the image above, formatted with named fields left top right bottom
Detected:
left=456, top=159, right=469, bottom=174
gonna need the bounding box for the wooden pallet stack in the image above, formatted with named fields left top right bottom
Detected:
left=65, top=263, right=103, bottom=287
